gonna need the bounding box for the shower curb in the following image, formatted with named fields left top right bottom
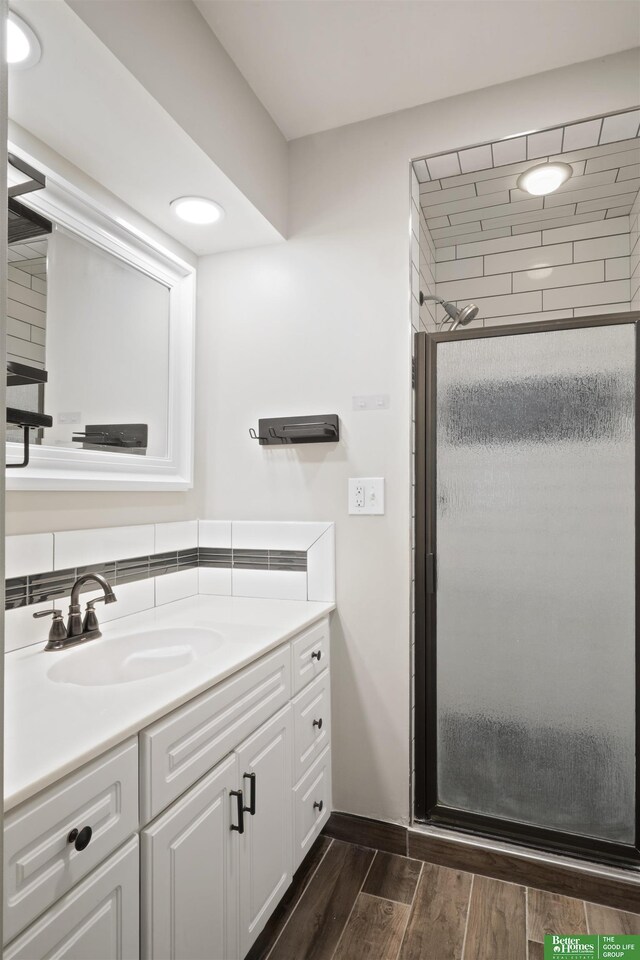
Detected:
left=323, top=812, right=640, bottom=912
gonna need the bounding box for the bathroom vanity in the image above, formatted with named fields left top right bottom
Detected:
left=2, top=597, right=333, bottom=959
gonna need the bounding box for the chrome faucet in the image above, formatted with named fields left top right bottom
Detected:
left=34, top=573, right=117, bottom=651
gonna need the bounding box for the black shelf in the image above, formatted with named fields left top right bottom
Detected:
left=7, top=407, right=53, bottom=429
left=250, top=414, right=340, bottom=445
left=7, top=360, right=48, bottom=387
left=6, top=360, right=52, bottom=468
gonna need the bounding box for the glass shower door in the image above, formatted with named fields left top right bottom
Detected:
left=429, top=321, right=637, bottom=854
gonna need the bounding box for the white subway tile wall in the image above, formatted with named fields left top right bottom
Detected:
left=230, top=521, right=330, bottom=552
left=155, top=520, right=198, bottom=554
left=412, top=169, right=437, bottom=334
left=54, top=524, right=156, bottom=570
left=631, top=189, right=640, bottom=311
left=198, top=520, right=232, bottom=549
left=415, top=112, right=640, bottom=249
left=231, top=569, right=307, bottom=601
left=155, top=568, right=199, bottom=606
left=6, top=533, right=53, bottom=579
left=198, top=567, right=232, bottom=597
left=6, top=241, right=47, bottom=369
left=434, top=218, right=632, bottom=325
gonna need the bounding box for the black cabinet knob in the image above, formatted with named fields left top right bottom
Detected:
left=313, top=800, right=324, bottom=812
left=313, top=718, right=323, bottom=730
left=68, top=826, right=92, bottom=851
left=311, top=650, right=322, bottom=661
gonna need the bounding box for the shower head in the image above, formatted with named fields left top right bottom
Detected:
left=419, top=292, right=480, bottom=331
left=448, top=302, right=479, bottom=331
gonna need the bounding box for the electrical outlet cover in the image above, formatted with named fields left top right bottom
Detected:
left=348, top=478, right=385, bottom=515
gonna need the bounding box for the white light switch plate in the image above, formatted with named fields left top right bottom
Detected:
left=348, top=478, right=385, bottom=515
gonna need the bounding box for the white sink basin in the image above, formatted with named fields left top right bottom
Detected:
left=47, top=627, right=225, bottom=686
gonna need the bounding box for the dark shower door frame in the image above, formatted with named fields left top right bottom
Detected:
left=414, top=312, right=640, bottom=867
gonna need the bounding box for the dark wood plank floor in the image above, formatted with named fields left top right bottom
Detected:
left=247, top=837, right=640, bottom=960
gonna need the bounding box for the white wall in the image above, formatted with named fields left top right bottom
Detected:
left=68, top=0, right=289, bottom=238
left=195, top=50, right=640, bottom=825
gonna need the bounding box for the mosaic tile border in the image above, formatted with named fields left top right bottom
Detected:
left=5, top=547, right=307, bottom=610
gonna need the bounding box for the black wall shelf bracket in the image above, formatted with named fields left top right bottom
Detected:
left=249, top=414, right=340, bottom=445
left=6, top=362, right=53, bottom=469
left=8, top=153, right=46, bottom=199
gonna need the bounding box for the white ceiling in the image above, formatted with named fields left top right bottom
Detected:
left=415, top=112, right=640, bottom=247
left=196, top=0, right=640, bottom=141
left=9, top=0, right=282, bottom=257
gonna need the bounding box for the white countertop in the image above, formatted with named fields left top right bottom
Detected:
left=4, top=595, right=334, bottom=812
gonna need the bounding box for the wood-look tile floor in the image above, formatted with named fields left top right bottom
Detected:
left=246, top=837, right=640, bottom=960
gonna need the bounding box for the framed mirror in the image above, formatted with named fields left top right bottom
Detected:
left=6, top=144, right=195, bottom=490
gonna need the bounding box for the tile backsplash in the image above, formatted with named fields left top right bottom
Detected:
left=5, top=519, right=335, bottom=653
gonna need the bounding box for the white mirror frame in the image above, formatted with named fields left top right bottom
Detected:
left=6, top=144, right=195, bottom=491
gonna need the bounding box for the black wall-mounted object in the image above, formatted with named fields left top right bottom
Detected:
left=8, top=154, right=52, bottom=243
left=6, top=362, right=53, bottom=469
left=72, top=423, right=148, bottom=454
left=249, top=414, right=339, bottom=445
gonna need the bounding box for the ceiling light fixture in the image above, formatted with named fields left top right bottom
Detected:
left=517, top=161, right=573, bottom=197
left=170, top=196, right=224, bottom=225
left=7, top=10, right=41, bottom=68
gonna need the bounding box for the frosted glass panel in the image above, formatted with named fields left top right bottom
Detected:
left=435, top=324, right=636, bottom=844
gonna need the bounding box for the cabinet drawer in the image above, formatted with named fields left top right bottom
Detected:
left=291, top=618, right=330, bottom=695
left=4, top=837, right=139, bottom=960
left=4, top=739, right=138, bottom=945
left=292, top=669, right=331, bottom=784
left=292, top=747, right=331, bottom=872
left=140, top=645, right=291, bottom=823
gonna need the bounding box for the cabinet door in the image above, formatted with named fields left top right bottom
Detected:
left=141, top=753, right=240, bottom=960
left=4, top=838, right=139, bottom=960
left=236, top=705, right=293, bottom=958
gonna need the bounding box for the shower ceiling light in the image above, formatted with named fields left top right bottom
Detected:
left=517, top=162, right=573, bottom=196
left=170, top=196, right=224, bottom=225
left=7, top=11, right=41, bottom=68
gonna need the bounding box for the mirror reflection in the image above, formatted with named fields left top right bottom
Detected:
left=7, top=212, right=171, bottom=458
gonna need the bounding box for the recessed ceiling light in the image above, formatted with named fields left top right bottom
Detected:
left=517, top=162, right=573, bottom=197
left=170, top=196, right=224, bottom=225
left=7, top=11, right=41, bottom=68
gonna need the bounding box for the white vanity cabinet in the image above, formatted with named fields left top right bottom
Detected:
left=141, top=753, right=240, bottom=960
left=236, top=705, right=293, bottom=958
left=4, top=838, right=140, bottom=960
left=4, top=615, right=331, bottom=960
left=3, top=739, right=139, bottom=946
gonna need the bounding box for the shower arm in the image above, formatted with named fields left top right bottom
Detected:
left=419, top=292, right=459, bottom=325
left=419, top=291, right=478, bottom=331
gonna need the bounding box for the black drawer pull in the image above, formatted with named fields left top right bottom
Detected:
left=230, top=790, right=244, bottom=833
left=313, top=718, right=323, bottom=730
left=313, top=800, right=324, bottom=813
left=68, top=826, right=92, bottom=851
left=311, top=650, right=322, bottom=661
left=243, top=772, right=256, bottom=816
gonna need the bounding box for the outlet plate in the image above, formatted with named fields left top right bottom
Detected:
left=348, top=478, right=385, bottom=515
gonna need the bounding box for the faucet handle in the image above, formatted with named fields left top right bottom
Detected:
left=33, top=609, right=68, bottom=648
left=82, top=598, right=105, bottom=634
left=33, top=608, right=63, bottom=619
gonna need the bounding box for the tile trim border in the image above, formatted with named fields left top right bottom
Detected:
left=5, top=546, right=307, bottom=610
